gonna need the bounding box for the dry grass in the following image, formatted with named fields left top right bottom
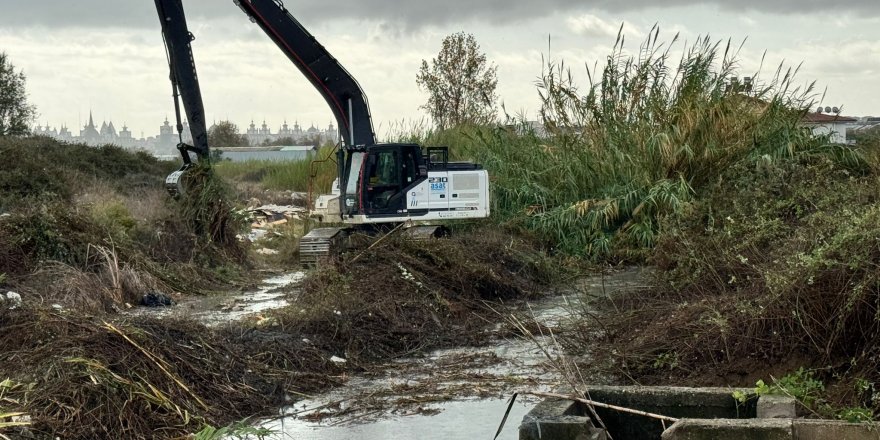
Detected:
left=0, top=308, right=337, bottom=440
left=22, top=245, right=165, bottom=313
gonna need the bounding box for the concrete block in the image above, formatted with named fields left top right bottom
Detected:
left=661, top=418, right=793, bottom=440
left=519, top=398, right=606, bottom=440
left=582, top=386, right=756, bottom=439
left=521, top=386, right=756, bottom=439
left=757, top=395, right=798, bottom=419
left=793, top=419, right=880, bottom=440
left=518, top=417, right=606, bottom=440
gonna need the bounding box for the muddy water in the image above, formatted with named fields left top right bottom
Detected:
left=253, top=267, right=650, bottom=440
left=128, top=272, right=305, bottom=326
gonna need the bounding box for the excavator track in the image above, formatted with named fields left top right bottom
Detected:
left=299, top=227, right=348, bottom=266
left=299, top=224, right=450, bottom=266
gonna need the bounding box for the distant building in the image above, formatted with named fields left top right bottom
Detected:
left=158, top=118, right=176, bottom=152
left=35, top=111, right=145, bottom=150
left=847, top=117, right=880, bottom=142
left=79, top=112, right=101, bottom=144
left=242, top=119, right=337, bottom=146
left=34, top=114, right=338, bottom=153
left=215, top=145, right=318, bottom=162
left=801, top=110, right=858, bottom=145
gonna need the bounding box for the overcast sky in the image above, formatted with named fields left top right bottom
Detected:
left=1, top=1, right=878, bottom=139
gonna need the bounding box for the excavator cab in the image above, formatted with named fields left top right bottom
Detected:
left=340, top=144, right=427, bottom=217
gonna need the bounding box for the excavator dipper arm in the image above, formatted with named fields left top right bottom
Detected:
left=235, top=0, right=376, bottom=148
left=154, top=0, right=210, bottom=163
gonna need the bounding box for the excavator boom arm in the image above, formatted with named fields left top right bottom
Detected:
left=235, top=0, right=376, bottom=148
left=154, top=0, right=210, bottom=161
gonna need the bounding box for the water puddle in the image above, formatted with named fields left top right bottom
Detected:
left=263, top=398, right=534, bottom=440
left=129, top=271, right=305, bottom=326
left=252, top=267, right=650, bottom=440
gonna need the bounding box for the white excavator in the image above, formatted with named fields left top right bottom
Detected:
left=154, top=0, right=491, bottom=264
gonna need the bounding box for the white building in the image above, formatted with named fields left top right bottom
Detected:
left=243, top=119, right=337, bottom=146
left=801, top=111, right=858, bottom=145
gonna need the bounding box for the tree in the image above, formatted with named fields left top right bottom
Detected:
left=0, top=52, right=37, bottom=136
left=207, top=120, right=249, bottom=149
left=417, top=32, right=498, bottom=130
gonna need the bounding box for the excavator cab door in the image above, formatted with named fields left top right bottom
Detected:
left=361, top=147, right=405, bottom=215
left=340, top=144, right=425, bottom=217
left=361, top=144, right=422, bottom=216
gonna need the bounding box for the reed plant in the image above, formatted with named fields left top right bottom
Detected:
left=467, top=28, right=863, bottom=259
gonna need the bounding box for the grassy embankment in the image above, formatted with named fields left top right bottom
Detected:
left=0, top=137, right=249, bottom=303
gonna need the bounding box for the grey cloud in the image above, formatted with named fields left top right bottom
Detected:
left=0, top=0, right=878, bottom=29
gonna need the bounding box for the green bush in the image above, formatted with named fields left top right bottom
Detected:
left=0, top=136, right=174, bottom=210
left=213, top=145, right=337, bottom=194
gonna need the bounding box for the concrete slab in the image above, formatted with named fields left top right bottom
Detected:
left=793, top=419, right=880, bottom=440
left=519, top=386, right=757, bottom=439
left=661, top=418, right=793, bottom=440
left=582, top=386, right=756, bottom=439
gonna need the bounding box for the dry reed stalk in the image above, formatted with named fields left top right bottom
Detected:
left=102, top=322, right=209, bottom=410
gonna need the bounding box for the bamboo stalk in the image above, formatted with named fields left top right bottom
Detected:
left=522, top=391, right=680, bottom=423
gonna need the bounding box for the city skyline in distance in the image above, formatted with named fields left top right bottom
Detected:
left=33, top=110, right=339, bottom=154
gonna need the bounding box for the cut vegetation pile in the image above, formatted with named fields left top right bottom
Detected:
left=276, top=228, right=555, bottom=362
left=1, top=218, right=552, bottom=438
left=0, top=308, right=337, bottom=439
left=0, top=137, right=248, bottom=311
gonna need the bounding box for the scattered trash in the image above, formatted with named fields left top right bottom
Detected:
left=249, top=204, right=308, bottom=229
left=140, top=292, right=174, bottom=307
left=2, top=291, right=22, bottom=309
left=256, top=248, right=280, bottom=255
left=254, top=314, right=277, bottom=326
left=51, top=304, right=63, bottom=311
left=329, top=356, right=347, bottom=364
left=246, top=229, right=268, bottom=242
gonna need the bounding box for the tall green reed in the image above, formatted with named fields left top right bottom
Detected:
left=470, top=27, right=860, bottom=259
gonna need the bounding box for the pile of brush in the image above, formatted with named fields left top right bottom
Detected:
left=0, top=307, right=338, bottom=439
left=278, top=227, right=556, bottom=362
